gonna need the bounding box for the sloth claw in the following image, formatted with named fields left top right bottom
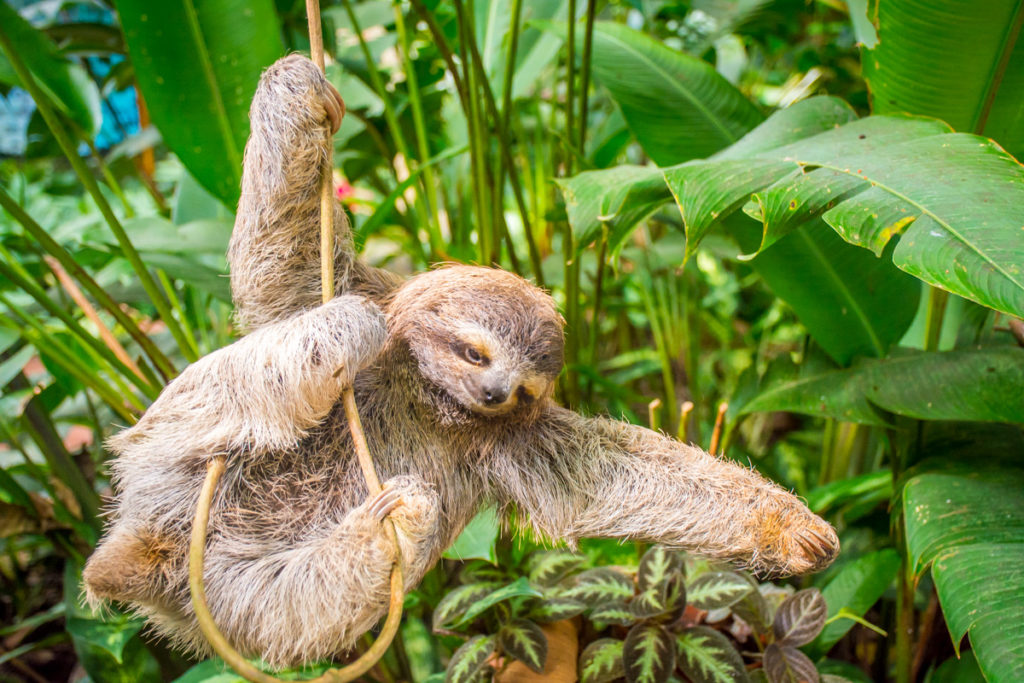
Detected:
left=367, top=487, right=403, bottom=523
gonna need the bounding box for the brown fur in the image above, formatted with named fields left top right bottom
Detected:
left=83, top=54, right=838, bottom=668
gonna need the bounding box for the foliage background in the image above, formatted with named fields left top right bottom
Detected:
left=0, top=0, right=1022, bottom=681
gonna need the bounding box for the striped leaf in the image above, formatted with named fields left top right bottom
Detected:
left=528, top=597, right=588, bottom=623
left=623, top=623, right=676, bottom=683
left=498, top=619, right=548, bottom=673
left=433, top=583, right=500, bottom=632
left=564, top=568, right=635, bottom=607
left=591, top=602, right=638, bottom=626
left=445, top=635, right=496, bottom=683
left=688, top=571, right=756, bottom=611
left=676, top=626, right=751, bottom=683
left=732, top=584, right=771, bottom=634
left=526, top=549, right=587, bottom=587
left=763, top=643, right=819, bottom=683
left=579, top=638, right=626, bottom=683
left=773, top=589, right=828, bottom=647
left=453, top=577, right=544, bottom=627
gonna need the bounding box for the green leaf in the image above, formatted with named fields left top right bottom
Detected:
left=590, top=602, right=638, bottom=626
left=806, top=549, right=900, bottom=658
left=527, top=597, right=588, bottom=623
left=65, top=615, right=144, bottom=665
left=445, top=635, right=496, bottom=683
left=805, top=471, right=892, bottom=515
left=557, top=165, right=671, bottom=252
left=116, top=0, right=284, bottom=207
left=579, top=638, right=626, bottom=683
left=687, top=571, right=755, bottom=611
left=433, top=582, right=501, bottom=632
left=526, top=549, right=587, bottom=587
left=623, top=623, right=676, bottom=683
left=772, top=589, right=827, bottom=647
left=863, top=0, right=1024, bottom=158
left=675, top=626, right=751, bottom=683
left=743, top=347, right=1024, bottom=425
left=763, top=643, right=819, bottom=683
left=582, top=22, right=763, bottom=165
left=444, top=506, right=500, bottom=563
left=903, top=459, right=1024, bottom=680
left=563, top=567, right=635, bottom=607
left=453, top=577, right=544, bottom=627
left=173, top=659, right=246, bottom=683
left=498, top=619, right=548, bottom=673
left=0, top=3, right=101, bottom=135
left=632, top=546, right=686, bottom=617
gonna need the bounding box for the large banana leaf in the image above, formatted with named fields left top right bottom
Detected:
left=740, top=346, right=1024, bottom=425
left=0, top=2, right=101, bottom=136
left=560, top=96, right=920, bottom=364
left=540, top=20, right=764, bottom=164
left=904, top=458, right=1024, bottom=682
left=116, top=0, right=284, bottom=207
left=562, top=97, right=1024, bottom=319
left=863, top=0, right=1024, bottom=159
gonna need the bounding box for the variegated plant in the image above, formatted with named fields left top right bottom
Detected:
left=434, top=545, right=843, bottom=683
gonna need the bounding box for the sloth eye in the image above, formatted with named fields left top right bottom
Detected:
left=463, top=346, right=485, bottom=365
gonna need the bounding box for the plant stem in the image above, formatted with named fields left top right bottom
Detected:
left=0, top=186, right=177, bottom=380
left=577, top=0, right=598, bottom=152
left=0, top=28, right=196, bottom=362
left=393, top=3, right=444, bottom=254
left=566, top=0, right=576, bottom=173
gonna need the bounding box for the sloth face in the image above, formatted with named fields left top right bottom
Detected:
left=387, top=266, right=565, bottom=418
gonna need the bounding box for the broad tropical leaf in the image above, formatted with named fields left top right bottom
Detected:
left=903, top=459, right=1024, bottom=681
left=445, top=635, right=496, bottom=683
left=763, top=643, right=819, bottom=683
left=444, top=507, right=500, bottom=563
left=623, top=623, right=676, bottom=683
left=498, top=619, right=548, bottom=673
left=579, top=638, right=626, bottom=683
left=632, top=546, right=686, bottom=617
left=117, top=0, right=284, bottom=207
left=742, top=347, right=1024, bottom=425
left=863, top=0, right=1024, bottom=158
left=433, top=583, right=501, bottom=632
left=687, top=571, right=755, bottom=611
left=0, top=3, right=101, bottom=136
left=564, top=567, right=635, bottom=606
left=590, top=602, right=637, bottom=626
left=772, top=589, right=827, bottom=647
left=675, top=626, right=751, bottom=683
left=577, top=22, right=764, bottom=164
left=807, top=549, right=901, bottom=658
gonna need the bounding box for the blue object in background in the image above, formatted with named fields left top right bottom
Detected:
left=0, top=1, right=140, bottom=156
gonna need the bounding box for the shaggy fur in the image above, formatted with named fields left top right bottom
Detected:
left=83, top=54, right=838, bottom=668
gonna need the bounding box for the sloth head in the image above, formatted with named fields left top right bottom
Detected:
left=386, top=266, right=564, bottom=419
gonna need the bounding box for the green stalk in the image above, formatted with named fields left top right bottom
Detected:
left=577, top=0, right=598, bottom=152
left=408, top=0, right=469, bottom=110
left=0, top=187, right=177, bottom=380
left=84, top=136, right=134, bottom=218
left=0, top=252, right=159, bottom=400
left=454, top=0, right=493, bottom=263
left=343, top=0, right=436, bottom=258
left=157, top=270, right=200, bottom=359
left=0, top=28, right=195, bottom=362
left=566, top=0, right=576, bottom=172
left=393, top=3, right=444, bottom=254
left=0, top=299, right=141, bottom=418
left=561, top=222, right=580, bottom=404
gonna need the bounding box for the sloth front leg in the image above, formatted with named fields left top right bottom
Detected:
left=106, top=294, right=386, bottom=461
left=200, top=475, right=440, bottom=669
left=490, top=405, right=838, bottom=577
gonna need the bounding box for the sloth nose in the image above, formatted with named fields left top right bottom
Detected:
left=483, top=386, right=508, bottom=405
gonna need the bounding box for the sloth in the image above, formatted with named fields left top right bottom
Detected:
left=83, top=55, right=838, bottom=668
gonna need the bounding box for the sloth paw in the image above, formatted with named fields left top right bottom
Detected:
left=777, top=515, right=840, bottom=576
left=368, top=486, right=404, bottom=523
left=321, top=81, right=344, bottom=135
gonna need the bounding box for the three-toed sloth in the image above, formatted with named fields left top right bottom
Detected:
left=83, top=55, right=838, bottom=668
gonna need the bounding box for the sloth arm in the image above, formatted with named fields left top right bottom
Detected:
left=228, top=55, right=399, bottom=333
left=488, top=404, right=838, bottom=576
left=107, top=295, right=387, bottom=460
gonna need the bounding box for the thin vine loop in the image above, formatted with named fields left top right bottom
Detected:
left=187, top=2, right=406, bottom=680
